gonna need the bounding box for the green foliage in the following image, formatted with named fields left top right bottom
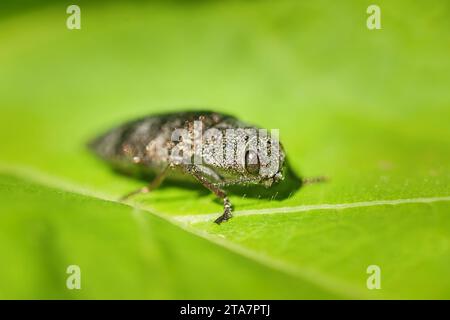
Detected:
left=0, top=0, right=449, bottom=298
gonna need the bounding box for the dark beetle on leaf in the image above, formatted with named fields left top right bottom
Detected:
left=89, top=111, right=319, bottom=224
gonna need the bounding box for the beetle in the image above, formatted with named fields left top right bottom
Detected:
left=89, top=111, right=289, bottom=224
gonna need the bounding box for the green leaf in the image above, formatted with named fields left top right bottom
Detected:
left=0, top=174, right=339, bottom=299
left=0, top=0, right=449, bottom=298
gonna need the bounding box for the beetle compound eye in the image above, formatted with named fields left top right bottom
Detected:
left=245, top=150, right=260, bottom=175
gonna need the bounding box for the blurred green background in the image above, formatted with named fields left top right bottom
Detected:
left=0, top=0, right=449, bottom=299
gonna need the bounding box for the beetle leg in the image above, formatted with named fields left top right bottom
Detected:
left=185, top=165, right=232, bottom=224
left=194, top=165, right=223, bottom=183
left=119, top=166, right=168, bottom=201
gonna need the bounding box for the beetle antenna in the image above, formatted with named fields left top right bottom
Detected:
left=302, top=176, right=329, bottom=185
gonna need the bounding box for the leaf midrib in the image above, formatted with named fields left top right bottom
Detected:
left=174, top=196, right=450, bottom=223
left=1, top=164, right=376, bottom=298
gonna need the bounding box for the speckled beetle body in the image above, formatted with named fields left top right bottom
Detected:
left=89, top=111, right=286, bottom=224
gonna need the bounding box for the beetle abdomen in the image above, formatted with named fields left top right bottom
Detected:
left=89, top=111, right=240, bottom=175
